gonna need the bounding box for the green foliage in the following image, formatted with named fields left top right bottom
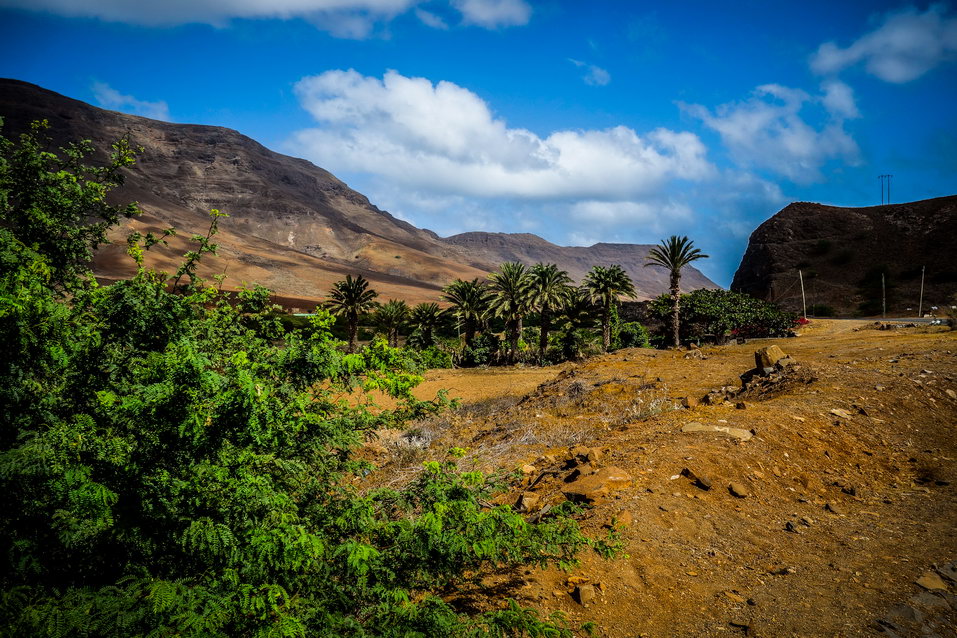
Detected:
left=460, top=332, right=501, bottom=367
left=614, top=321, right=650, bottom=349
left=649, top=289, right=796, bottom=341
left=0, top=124, right=616, bottom=637
left=325, top=274, right=379, bottom=353
left=583, top=265, right=636, bottom=352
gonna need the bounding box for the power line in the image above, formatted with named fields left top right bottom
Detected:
left=878, top=174, right=893, bottom=205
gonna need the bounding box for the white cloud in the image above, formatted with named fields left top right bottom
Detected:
left=91, top=82, right=171, bottom=121
left=569, top=58, right=611, bottom=86
left=683, top=83, right=859, bottom=183
left=288, top=69, right=714, bottom=200
left=810, top=4, right=957, bottom=82
left=451, top=0, right=530, bottom=28
left=415, top=8, right=447, bottom=29
left=0, top=0, right=530, bottom=36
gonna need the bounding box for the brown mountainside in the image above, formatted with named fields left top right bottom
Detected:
left=0, top=79, right=718, bottom=305
left=731, top=196, right=957, bottom=316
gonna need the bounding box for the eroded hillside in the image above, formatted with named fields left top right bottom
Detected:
left=368, top=321, right=957, bottom=636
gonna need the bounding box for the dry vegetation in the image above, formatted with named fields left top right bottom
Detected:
left=364, top=320, right=957, bottom=637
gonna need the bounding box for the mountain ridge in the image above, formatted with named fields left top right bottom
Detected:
left=0, top=78, right=719, bottom=304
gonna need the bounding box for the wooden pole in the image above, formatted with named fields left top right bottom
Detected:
left=918, top=266, right=925, bottom=318
left=799, top=270, right=807, bottom=319
left=882, top=273, right=886, bottom=319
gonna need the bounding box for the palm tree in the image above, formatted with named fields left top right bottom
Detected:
left=526, top=263, right=573, bottom=363
left=374, top=299, right=409, bottom=347
left=645, top=235, right=709, bottom=348
left=409, top=302, right=442, bottom=348
left=487, top=262, right=531, bottom=364
left=325, top=274, right=379, bottom=353
left=442, top=278, right=489, bottom=350
left=583, top=264, right=637, bottom=352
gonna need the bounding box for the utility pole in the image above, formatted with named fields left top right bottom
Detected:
left=882, top=273, right=886, bottom=319
left=878, top=174, right=894, bottom=205
left=918, top=266, right=925, bottom=318
left=799, top=270, right=807, bottom=319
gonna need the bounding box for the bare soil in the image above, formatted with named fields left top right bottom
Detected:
left=367, top=320, right=957, bottom=637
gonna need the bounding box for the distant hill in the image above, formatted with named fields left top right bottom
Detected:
left=731, top=196, right=957, bottom=315
left=0, top=79, right=719, bottom=306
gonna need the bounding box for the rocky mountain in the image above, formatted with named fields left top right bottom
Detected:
left=445, top=232, right=717, bottom=299
left=0, top=79, right=718, bottom=305
left=731, top=196, right=957, bottom=315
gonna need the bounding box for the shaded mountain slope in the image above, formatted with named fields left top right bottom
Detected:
left=731, top=196, right=957, bottom=315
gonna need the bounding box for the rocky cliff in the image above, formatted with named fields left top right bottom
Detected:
left=0, top=79, right=718, bottom=305
left=731, top=196, right=957, bottom=315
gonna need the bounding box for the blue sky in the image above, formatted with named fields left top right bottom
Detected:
left=1, top=1, right=955, bottom=285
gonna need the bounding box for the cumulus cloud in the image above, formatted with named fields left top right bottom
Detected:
left=810, top=4, right=957, bottom=82
left=0, top=0, right=530, bottom=36
left=451, top=0, right=530, bottom=28
left=569, top=59, right=611, bottom=86
left=91, top=82, right=171, bottom=121
left=288, top=69, right=714, bottom=200
left=683, top=83, right=859, bottom=183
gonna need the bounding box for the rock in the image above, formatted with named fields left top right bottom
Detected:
left=724, top=591, right=747, bottom=604
left=774, top=356, right=797, bottom=369
left=615, top=510, right=634, bottom=527
left=755, top=345, right=787, bottom=369
left=911, top=591, right=949, bottom=610
left=916, top=571, right=949, bottom=591
left=569, top=445, right=591, bottom=462
left=946, top=389, right=956, bottom=400
left=935, top=562, right=957, bottom=584
left=830, top=408, right=852, bottom=419
left=887, top=603, right=924, bottom=623
left=825, top=502, right=843, bottom=517
left=681, top=422, right=753, bottom=441
left=574, top=584, right=596, bottom=605
left=682, top=396, right=699, bottom=409
left=515, top=492, right=540, bottom=513
left=562, top=466, right=633, bottom=503
left=735, top=401, right=747, bottom=410
left=875, top=384, right=885, bottom=391
left=681, top=468, right=712, bottom=490
left=729, top=482, right=750, bottom=498
left=520, top=464, right=537, bottom=475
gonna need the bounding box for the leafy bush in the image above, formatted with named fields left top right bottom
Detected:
left=0, top=123, right=616, bottom=637
left=408, top=344, right=454, bottom=370
left=615, top=321, right=651, bottom=349
left=649, top=289, right=797, bottom=342
left=460, top=331, right=501, bottom=367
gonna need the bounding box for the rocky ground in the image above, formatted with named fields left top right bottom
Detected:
left=365, top=320, right=957, bottom=637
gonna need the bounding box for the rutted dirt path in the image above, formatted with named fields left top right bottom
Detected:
left=370, top=321, right=957, bottom=637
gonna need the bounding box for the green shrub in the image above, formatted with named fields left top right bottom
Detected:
left=650, top=289, right=797, bottom=342
left=0, top=122, right=617, bottom=637
left=615, top=321, right=651, bottom=349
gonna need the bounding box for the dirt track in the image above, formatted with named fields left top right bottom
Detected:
left=369, top=320, right=957, bottom=637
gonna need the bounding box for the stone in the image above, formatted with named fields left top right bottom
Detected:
left=825, top=502, right=843, bottom=515
left=754, top=345, right=787, bottom=369
left=520, top=464, right=537, bottom=475
left=682, top=396, right=699, bottom=409
left=916, top=571, right=949, bottom=591
left=724, top=591, right=747, bottom=604
left=935, top=562, right=957, bottom=584
left=736, top=401, right=747, bottom=410
left=681, top=468, right=712, bottom=490
left=830, top=408, right=852, bottom=419
left=910, top=591, right=949, bottom=610
left=574, top=583, right=596, bottom=605
left=681, top=422, right=753, bottom=441
left=569, top=445, right=591, bottom=462
left=562, top=466, right=633, bottom=503
left=946, top=389, right=957, bottom=400
left=729, top=482, right=750, bottom=498
left=515, top=492, right=540, bottom=513
left=887, top=603, right=924, bottom=623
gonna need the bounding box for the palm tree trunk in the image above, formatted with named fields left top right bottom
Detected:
left=464, top=318, right=476, bottom=349
left=602, top=297, right=612, bottom=352
left=389, top=327, right=398, bottom=348
left=510, top=315, right=522, bottom=364
left=670, top=272, right=681, bottom=348
left=538, top=304, right=550, bottom=363
left=348, top=316, right=358, bottom=353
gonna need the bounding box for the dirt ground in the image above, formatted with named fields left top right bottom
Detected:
left=366, top=320, right=957, bottom=637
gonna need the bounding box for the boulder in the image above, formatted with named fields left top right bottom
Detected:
left=755, top=345, right=787, bottom=369
left=681, top=422, right=753, bottom=441
left=562, top=466, right=633, bottom=503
